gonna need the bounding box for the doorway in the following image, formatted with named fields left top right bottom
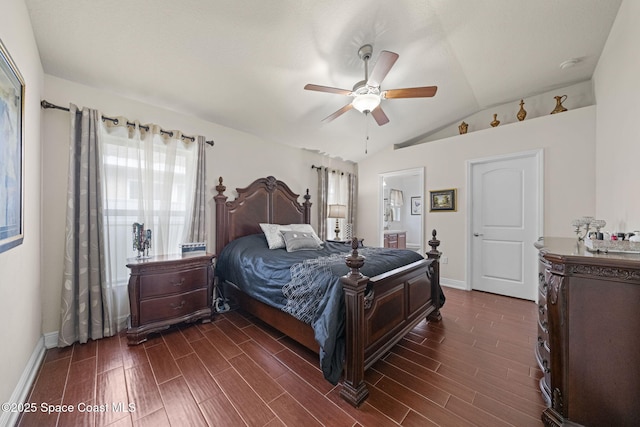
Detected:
left=467, top=150, right=543, bottom=301
left=379, top=168, right=424, bottom=253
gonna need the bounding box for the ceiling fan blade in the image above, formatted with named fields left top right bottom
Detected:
left=322, top=103, right=353, bottom=123
left=383, top=86, right=438, bottom=99
left=304, top=84, right=352, bottom=96
left=370, top=105, right=390, bottom=126
left=367, top=50, right=399, bottom=88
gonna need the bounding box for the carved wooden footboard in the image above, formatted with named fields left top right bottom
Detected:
left=339, top=231, right=441, bottom=405
left=214, top=176, right=443, bottom=407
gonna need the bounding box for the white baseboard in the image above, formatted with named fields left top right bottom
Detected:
left=43, top=331, right=59, bottom=349
left=440, top=277, right=468, bottom=290
left=0, top=336, right=46, bottom=427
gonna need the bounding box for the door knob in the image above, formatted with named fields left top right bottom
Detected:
left=473, top=233, right=483, bottom=237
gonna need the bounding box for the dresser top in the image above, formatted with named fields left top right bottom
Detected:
left=535, top=237, right=640, bottom=267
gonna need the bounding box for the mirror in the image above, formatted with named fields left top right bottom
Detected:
left=379, top=168, right=424, bottom=254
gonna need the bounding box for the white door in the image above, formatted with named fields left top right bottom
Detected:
left=469, top=150, right=542, bottom=301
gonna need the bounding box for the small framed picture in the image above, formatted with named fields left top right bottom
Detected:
left=430, top=189, right=456, bottom=212
left=410, top=196, right=421, bottom=215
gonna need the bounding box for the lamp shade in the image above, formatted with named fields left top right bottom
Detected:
left=327, top=204, right=347, bottom=219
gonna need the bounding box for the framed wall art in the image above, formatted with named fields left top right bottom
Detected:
left=410, top=196, right=421, bottom=215
left=0, top=39, right=25, bottom=254
left=430, top=189, right=456, bottom=212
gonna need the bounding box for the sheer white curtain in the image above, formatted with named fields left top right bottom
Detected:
left=100, top=120, right=199, bottom=330
left=326, top=171, right=350, bottom=240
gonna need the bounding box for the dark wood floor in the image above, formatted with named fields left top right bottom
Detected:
left=18, top=288, right=545, bottom=426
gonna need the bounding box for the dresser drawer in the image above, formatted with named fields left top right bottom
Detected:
left=139, top=288, right=209, bottom=324
left=139, top=267, right=208, bottom=299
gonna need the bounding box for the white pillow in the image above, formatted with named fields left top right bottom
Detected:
left=259, top=223, right=323, bottom=249
left=260, top=223, right=286, bottom=249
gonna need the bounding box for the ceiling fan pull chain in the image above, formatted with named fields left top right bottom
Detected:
left=364, top=112, right=369, bottom=154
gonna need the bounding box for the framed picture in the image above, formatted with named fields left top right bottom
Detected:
left=430, top=189, right=456, bottom=212
left=410, top=196, right=421, bottom=215
left=0, top=39, right=25, bottom=254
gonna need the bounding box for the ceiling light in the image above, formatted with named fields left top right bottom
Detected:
left=352, top=93, right=381, bottom=113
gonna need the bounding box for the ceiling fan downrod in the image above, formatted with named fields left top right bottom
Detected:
left=358, top=44, right=373, bottom=85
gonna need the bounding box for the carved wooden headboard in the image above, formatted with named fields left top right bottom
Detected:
left=214, top=176, right=312, bottom=255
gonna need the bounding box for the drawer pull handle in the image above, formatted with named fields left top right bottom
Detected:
left=170, top=301, right=186, bottom=310
left=171, top=279, right=185, bottom=287
left=537, top=336, right=544, bottom=347
left=542, top=359, right=550, bottom=373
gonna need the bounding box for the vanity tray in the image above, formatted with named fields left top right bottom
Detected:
left=584, top=238, right=640, bottom=254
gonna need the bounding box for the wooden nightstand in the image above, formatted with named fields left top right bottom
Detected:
left=126, top=253, right=215, bottom=345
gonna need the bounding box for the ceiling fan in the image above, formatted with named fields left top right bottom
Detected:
left=304, top=44, right=437, bottom=126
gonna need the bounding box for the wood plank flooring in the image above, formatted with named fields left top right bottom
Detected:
left=18, top=288, right=545, bottom=426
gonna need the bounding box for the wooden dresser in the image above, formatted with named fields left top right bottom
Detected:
left=383, top=231, right=406, bottom=249
left=126, top=253, right=215, bottom=345
left=535, top=238, right=640, bottom=426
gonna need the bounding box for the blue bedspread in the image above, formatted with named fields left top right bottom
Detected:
left=215, top=233, right=432, bottom=383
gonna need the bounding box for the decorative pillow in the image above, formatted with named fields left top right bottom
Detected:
left=260, top=223, right=287, bottom=249
left=281, top=230, right=322, bottom=252
left=260, top=223, right=323, bottom=249
left=286, top=224, right=323, bottom=246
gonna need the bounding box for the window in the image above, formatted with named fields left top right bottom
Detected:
left=100, top=125, right=198, bottom=327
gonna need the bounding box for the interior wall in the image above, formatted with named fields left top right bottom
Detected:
left=594, top=0, right=640, bottom=232
left=41, top=75, right=355, bottom=336
left=0, top=0, right=44, bottom=406
left=358, top=106, right=596, bottom=287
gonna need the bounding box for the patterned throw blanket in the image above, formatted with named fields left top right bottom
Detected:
left=281, top=247, right=391, bottom=324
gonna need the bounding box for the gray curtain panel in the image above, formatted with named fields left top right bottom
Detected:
left=58, top=105, right=109, bottom=347
left=316, top=167, right=329, bottom=240
left=347, top=172, right=357, bottom=236
left=186, top=136, right=207, bottom=242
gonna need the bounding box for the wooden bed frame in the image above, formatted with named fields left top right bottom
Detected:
left=214, top=176, right=443, bottom=407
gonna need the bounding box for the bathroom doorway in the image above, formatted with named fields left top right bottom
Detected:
left=379, top=168, right=424, bottom=253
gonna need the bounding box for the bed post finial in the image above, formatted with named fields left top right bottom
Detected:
left=216, top=177, right=226, bottom=195
left=303, top=189, right=312, bottom=224
left=428, top=229, right=441, bottom=259
left=345, top=238, right=365, bottom=278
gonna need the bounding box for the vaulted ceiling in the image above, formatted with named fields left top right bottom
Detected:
left=26, top=0, right=622, bottom=162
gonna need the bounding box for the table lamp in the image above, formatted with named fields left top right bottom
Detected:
left=328, top=204, right=347, bottom=240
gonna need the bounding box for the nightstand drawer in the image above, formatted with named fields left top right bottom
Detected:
left=139, top=268, right=207, bottom=299
left=139, top=288, right=209, bottom=324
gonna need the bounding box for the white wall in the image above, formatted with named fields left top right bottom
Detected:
left=0, top=0, right=44, bottom=408
left=358, top=106, right=596, bottom=286
left=41, top=75, right=354, bottom=335
left=594, top=0, right=640, bottom=232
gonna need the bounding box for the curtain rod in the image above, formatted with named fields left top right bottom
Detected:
left=311, top=165, right=347, bottom=175
left=41, top=100, right=214, bottom=146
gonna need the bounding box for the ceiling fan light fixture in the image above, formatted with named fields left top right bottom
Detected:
left=352, top=93, right=381, bottom=113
